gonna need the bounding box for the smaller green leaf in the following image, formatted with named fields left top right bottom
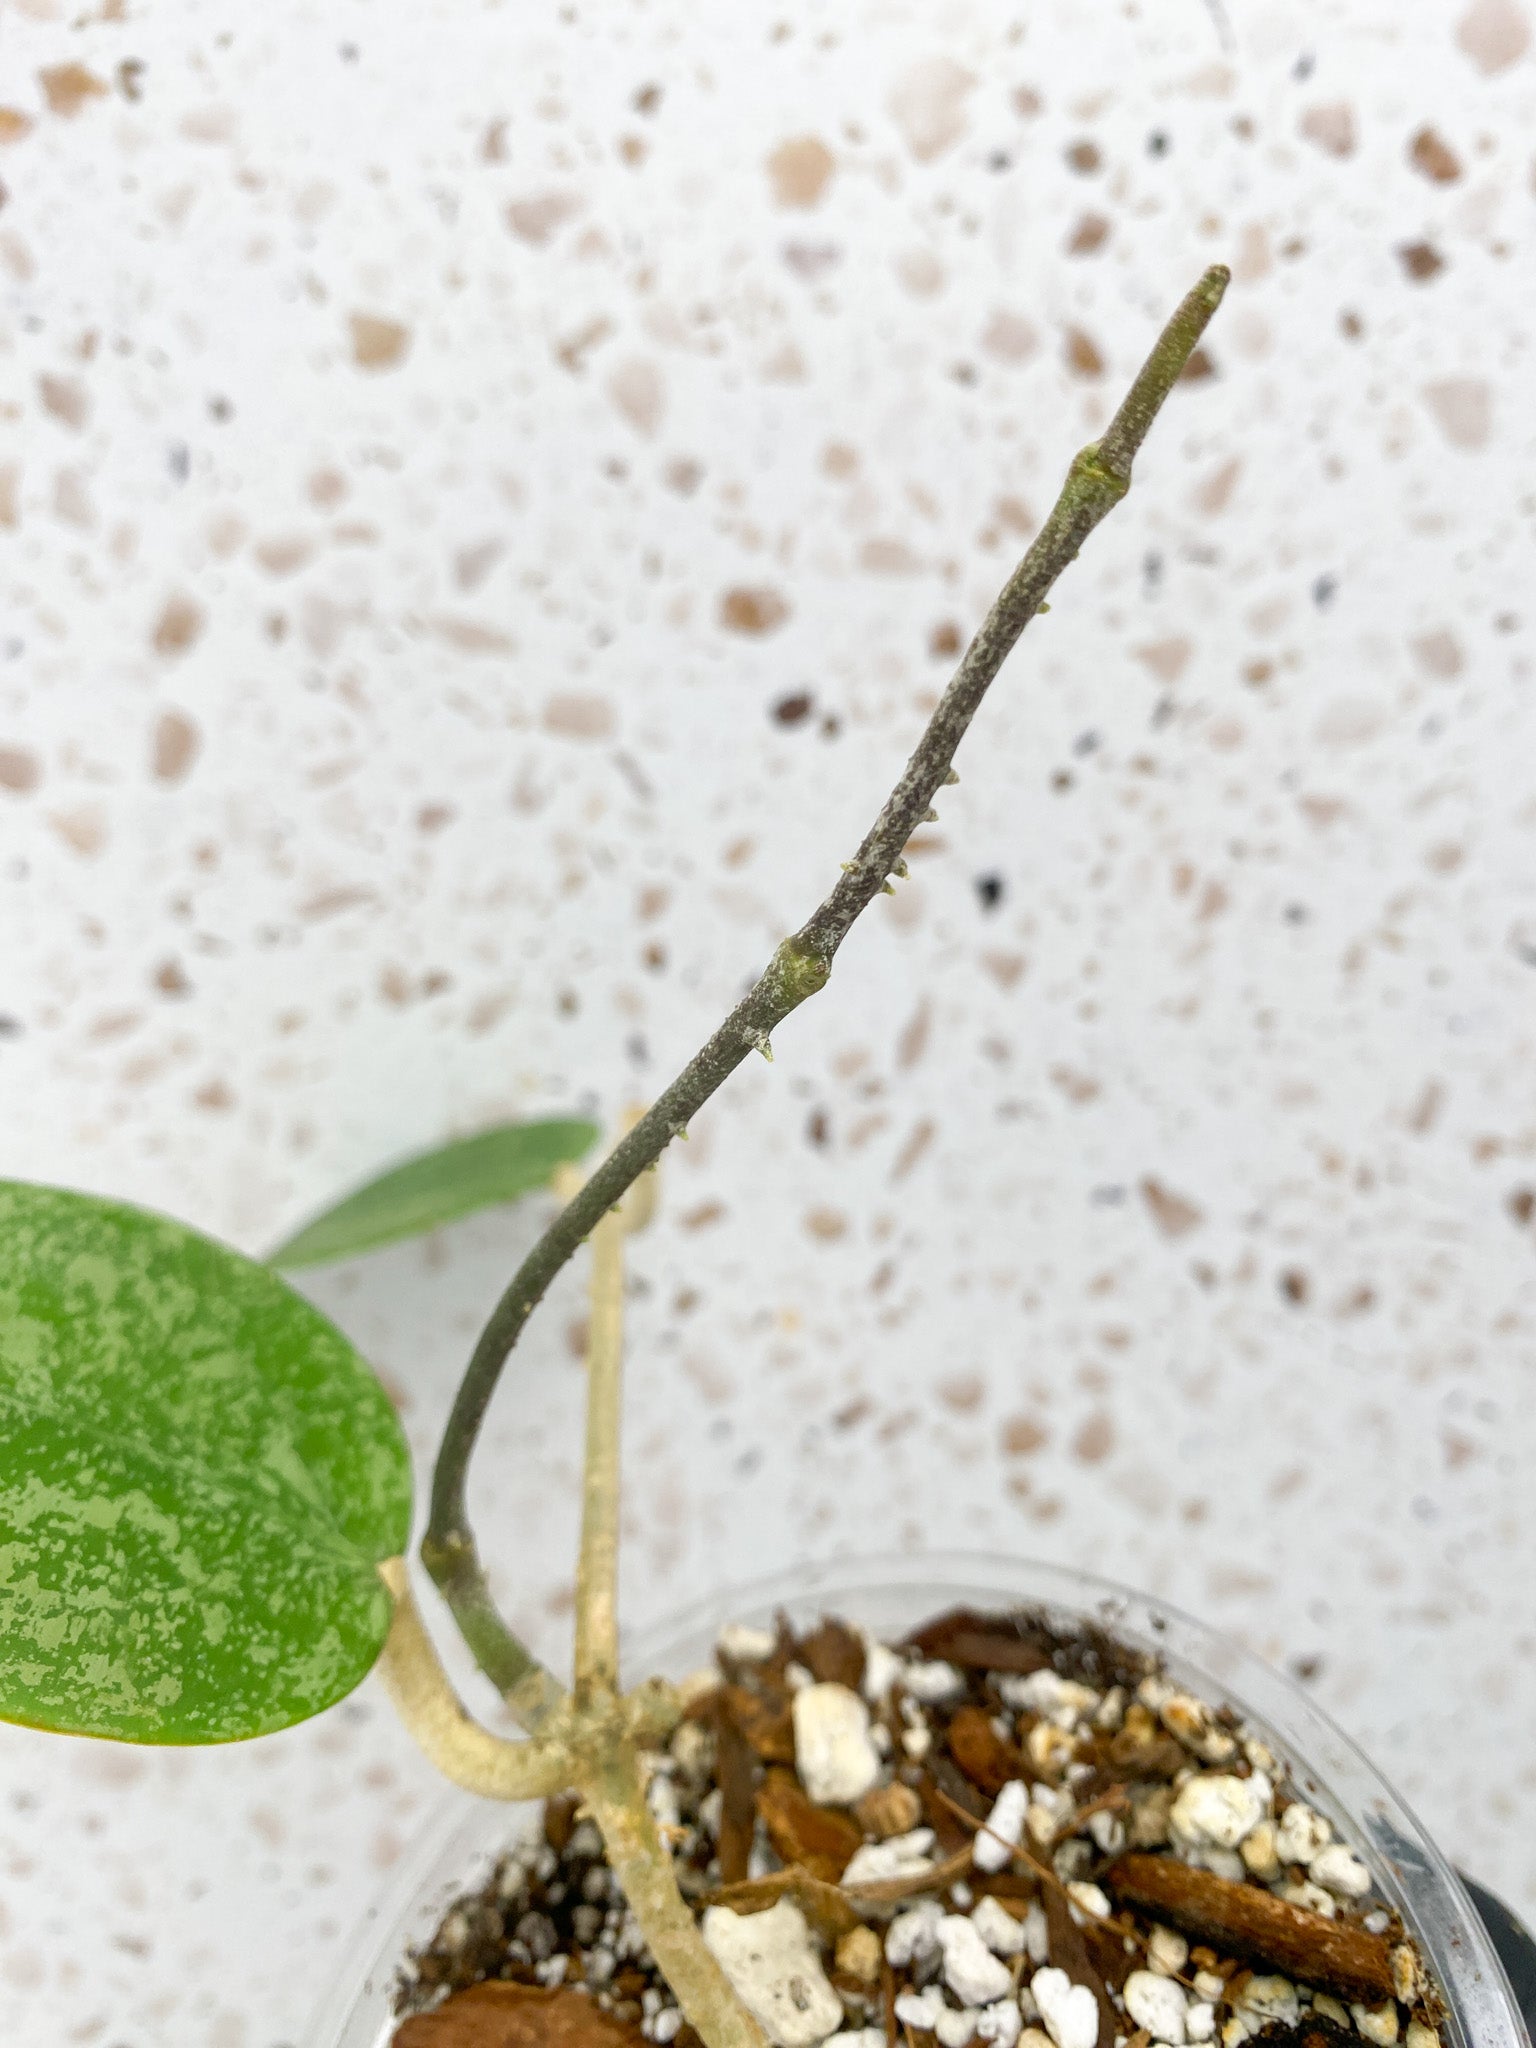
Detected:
left=269, top=1118, right=599, bottom=1269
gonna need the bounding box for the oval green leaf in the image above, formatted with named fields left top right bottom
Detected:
left=268, top=1117, right=598, bottom=1269
left=0, top=1181, right=412, bottom=1743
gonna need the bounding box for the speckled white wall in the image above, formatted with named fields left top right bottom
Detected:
left=3, top=0, right=1535, bottom=2041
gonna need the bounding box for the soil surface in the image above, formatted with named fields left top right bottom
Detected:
left=392, top=1605, right=1445, bottom=2048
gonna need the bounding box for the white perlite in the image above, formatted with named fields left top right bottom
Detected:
left=1031, top=1966, right=1100, bottom=2048
left=646, top=1768, right=681, bottom=1831
left=1240, top=1821, right=1280, bottom=1880
left=1023, top=1899, right=1050, bottom=1965
left=1281, top=1880, right=1337, bottom=1919
left=1087, top=1807, right=1126, bottom=1856
left=792, top=1682, right=882, bottom=1807
left=885, top=1897, right=944, bottom=1967
left=895, top=1988, right=946, bottom=2032
left=670, top=1718, right=713, bottom=1781
left=700, top=1899, right=843, bottom=2048
left=998, top=1670, right=1101, bottom=1727
left=1160, top=1691, right=1240, bottom=1764
left=1235, top=1978, right=1301, bottom=2030
left=1124, top=1968, right=1190, bottom=2044
left=1311, top=1843, right=1372, bottom=1899
left=1147, top=1924, right=1190, bottom=1977
left=903, top=1658, right=967, bottom=1703
left=1065, top=1881, right=1111, bottom=1921
left=976, top=2004, right=1024, bottom=2046
left=1027, top=1783, right=1073, bottom=1847
left=937, top=1913, right=1015, bottom=2006
left=717, top=1622, right=777, bottom=1663
left=861, top=1637, right=902, bottom=1703
left=1187, top=2002, right=1218, bottom=2042
left=842, top=1826, right=937, bottom=1888
left=937, top=2012, right=983, bottom=2048
left=972, top=1893, right=1028, bottom=1956
left=974, top=1779, right=1030, bottom=1871
left=1170, top=1773, right=1268, bottom=1850
left=1391, top=1943, right=1425, bottom=2004
left=825, top=2034, right=886, bottom=2048
left=1273, top=1802, right=1332, bottom=1866
left=1353, top=2004, right=1401, bottom=2046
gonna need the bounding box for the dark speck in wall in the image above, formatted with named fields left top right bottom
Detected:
left=773, top=692, right=813, bottom=726
left=975, top=873, right=1005, bottom=911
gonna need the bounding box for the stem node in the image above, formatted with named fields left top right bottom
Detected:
left=769, top=934, right=832, bottom=1007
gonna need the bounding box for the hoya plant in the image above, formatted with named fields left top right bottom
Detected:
left=0, top=266, right=1227, bottom=2047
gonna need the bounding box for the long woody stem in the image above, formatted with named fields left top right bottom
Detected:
left=424, top=263, right=1230, bottom=1688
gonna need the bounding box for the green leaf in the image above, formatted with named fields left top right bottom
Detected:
left=268, top=1117, right=598, bottom=1269
left=0, top=1181, right=412, bottom=1743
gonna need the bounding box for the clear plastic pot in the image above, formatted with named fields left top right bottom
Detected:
left=307, top=1552, right=1529, bottom=2048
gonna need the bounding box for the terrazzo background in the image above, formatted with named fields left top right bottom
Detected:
left=3, top=0, right=1536, bottom=2042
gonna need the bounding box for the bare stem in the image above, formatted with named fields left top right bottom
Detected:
left=380, top=1556, right=741, bottom=2036
left=417, top=1535, right=566, bottom=1733
left=424, top=262, right=1230, bottom=1686
left=584, top=1738, right=768, bottom=2048
left=573, top=1206, right=627, bottom=1699
left=374, top=1559, right=573, bottom=1798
